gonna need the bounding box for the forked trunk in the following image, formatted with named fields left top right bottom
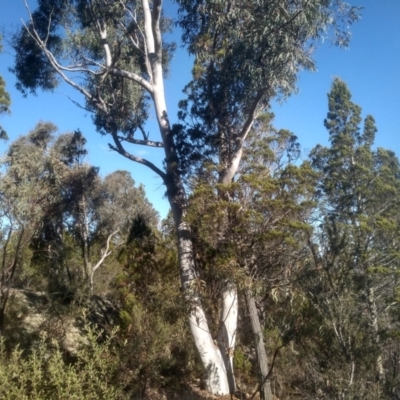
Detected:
left=170, top=200, right=237, bottom=395
left=174, top=212, right=230, bottom=394
left=218, top=285, right=238, bottom=393
left=144, top=3, right=236, bottom=391
left=152, top=40, right=231, bottom=394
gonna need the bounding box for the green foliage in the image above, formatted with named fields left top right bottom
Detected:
left=178, top=0, right=359, bottom=100
left=294, top=78, right=400, bottom=399
left=173, top=0, right=360, bottom=177
left=0, top=326, right=124, bottom=399
left=187, top=116, right=314, bottom=290
left=233, top=347, right=253, bottom=386
left=12, top=0, right=174, bottom=139
left=114, top=217, right=194, bottom=391
left=12, top=1, right=400, bottom=398
left=97, top=171, right=159, bottom=239
left=0, top=122, right=160, bottom=321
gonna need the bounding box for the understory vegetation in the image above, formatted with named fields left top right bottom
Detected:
left=0, top=79, right=399, bottom=399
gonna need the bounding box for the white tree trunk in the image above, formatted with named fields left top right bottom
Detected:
left=367, top=284, right=384, bottom=381
left=146, top=6, right=230, bottom=389
left=175, top=217, right=230, bottom=394
left=245, top=289, right=273, bottom=400
left=218, top=286, right=238, bottom=393
left=189, top=300, right=230, bottom=394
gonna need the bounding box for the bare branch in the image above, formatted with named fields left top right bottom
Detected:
left=142, top=0, right=155, bottom=54
left=110, top=67, right=153, bottom=93
left=23, top=0, right=153, bottom=95
left=249, top=343, right=286, bottom=400
left=117, top=1, right=147, bottom=60
left=21, top=20, right=108, bottom=114
left=92, top=229, right=120, bottom=275
left=220, top=91, right=267, bottom=184
left=138, top=124, right=149, bottom=140
left=98, top=23, right=112, bottom=67
left=43, top=6, right=54, bottom=45
left=109, top=132, right=166, bottom=181
left=90, top=229, right=121, bottom=293
left=87, top=0, right=112, bottom=67
left=120, top=135, right=164, bottom=148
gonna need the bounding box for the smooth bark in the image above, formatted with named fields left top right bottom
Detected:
left=367, top=283, right=384, bottom=381
left=218, top=286, right=238, bottom=393
left=245, top=289, right=273, bottom=400
left=173, top=215, right=230, bottom=394
left=147, top=2, right=231, bottom=390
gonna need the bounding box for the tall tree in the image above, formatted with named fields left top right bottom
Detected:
left=0, top=122, right=60, bottom=330
left=305, top=79, right=400, bottom=398
left=187, top=114, right=315, bottom=398
left=96, top=170, right=159, bottom=239
left=31, top=130, right=159, bottom=295
left=12, top=1, right=360, bottom=394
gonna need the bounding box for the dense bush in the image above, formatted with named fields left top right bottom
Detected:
left=0, top=326, right=124, bottom=400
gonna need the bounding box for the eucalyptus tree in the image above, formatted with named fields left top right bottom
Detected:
left=0, top=122, right=61, bottom=330
left=0, top=123, right=158, bottom=305
left=96, top=170, right=159, bottom=239
left=306, top=79, right=400, bottom=398
left=12, top=0, right=360, bottom=394
left=187, top=114, right=315, bottom=398
left=88, top=170, right=159, bottom=293
left=40, top=132, right=159, bottom=295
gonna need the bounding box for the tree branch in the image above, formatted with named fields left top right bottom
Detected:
left=118, top=0, right=153, bottom=81
left=90, top=228, right=121, bottom=293
left=120, top=135, right=164, bottom=147
left=92, top=230, right=119, bottom=275
left=109, top=132, right=166, bottom=181
left=22, top=13, right=108, bottom=114
left=221, top=91, right=267, bottom=184
left=138, top=124, right=149, bottom=140
left=88, top=0, right=112, bottom=67
left=249, top=343, right=285, bottom=400
left=110, top=67, right=153, bottom=94
left=238, top=90, right=267, bottom=144
left=23, top=0, right=153, bottom=95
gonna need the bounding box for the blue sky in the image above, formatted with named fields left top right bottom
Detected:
left=0, top=0, right=399, bottom=219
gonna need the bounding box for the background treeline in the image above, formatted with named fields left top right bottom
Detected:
left=0, top=79, right=399, bottom=399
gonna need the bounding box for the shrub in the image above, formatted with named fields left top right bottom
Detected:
left=0, top=326, right=124, bottom=400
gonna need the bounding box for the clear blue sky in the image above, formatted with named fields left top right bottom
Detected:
left=0, top=1, right=399, bottom=219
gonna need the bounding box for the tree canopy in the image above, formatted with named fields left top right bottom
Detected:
left=8, top=0, right=368, bottom=397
